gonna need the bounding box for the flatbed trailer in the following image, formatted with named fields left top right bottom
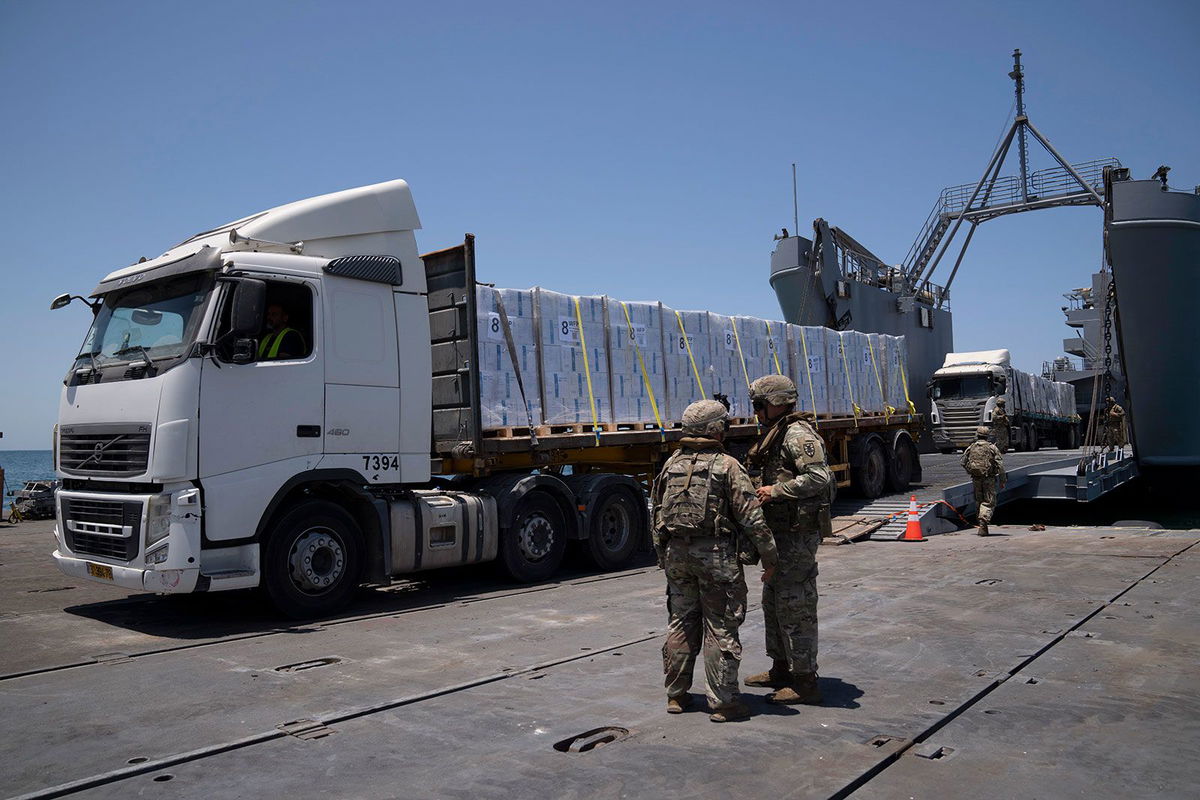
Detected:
left=426, top=236, right=923, bottom=495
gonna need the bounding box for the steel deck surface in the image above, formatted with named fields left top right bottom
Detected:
left=1, top=514, right=1196, bottom=799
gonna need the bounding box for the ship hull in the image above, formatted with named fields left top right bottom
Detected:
left=1106, top=178, right=1200, bottom=466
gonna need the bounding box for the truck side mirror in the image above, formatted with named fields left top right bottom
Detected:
left=230, top=279, right=266, bottom=337
left=51, top=293, right=72, bottom=310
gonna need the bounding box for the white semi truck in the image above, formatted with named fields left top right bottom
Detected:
left=927, top=349, right=1079, bottom=453
left=49, top=180, right=922, bottom=617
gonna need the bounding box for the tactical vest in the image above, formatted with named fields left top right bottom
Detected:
left=658, top=450, right=728, bottom=539
left=746, top=413, right=831, bottom=533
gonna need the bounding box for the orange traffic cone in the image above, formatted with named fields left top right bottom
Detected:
left=901, top=495, right=926, bottom=542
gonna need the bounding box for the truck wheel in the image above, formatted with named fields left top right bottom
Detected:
left=263, top=500, right=363, bottom=619
left=501, top=491, right=567, bottom=582
left=851, top=439, right=887, bottom=499
left=585, top=486, right=643, bottom=571
left=1026, top=424, right=1039, bottom=452
left=886, top=435, right=918, bottom=492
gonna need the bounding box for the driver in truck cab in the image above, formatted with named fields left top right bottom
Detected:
left=258, top=302, right=305, bottom=360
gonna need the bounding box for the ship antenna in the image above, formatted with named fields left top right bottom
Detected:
left=792, top=163, right=799, bottom=240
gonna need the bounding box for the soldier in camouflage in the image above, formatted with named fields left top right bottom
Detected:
left=652, top=399, right=779, bottom=723
left=742, top=375, right=835, bottom=705
left=1104, top=397, right=1127, bottom=451
left=961, top=426, right=1005, bottom=536
left=991, top=397, right=1010, bottom=453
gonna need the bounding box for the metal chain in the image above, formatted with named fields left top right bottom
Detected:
left=1100, top=275, right=1116, bottom=404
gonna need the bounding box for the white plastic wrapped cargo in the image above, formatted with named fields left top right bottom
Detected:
left=607, top=299, right=668, bottom=425
left=764, top=320, right=790, bottom=380
left=729, top=316, right=774, bottom=418
left=705, top=313, right=749, bottom=417
left=883, top=335, right=911, bottom=413
left=663, top=308, right=712, bottom=422
left=475, top=286, right=543, bottom=428
left=536, top=289, right=612, bottom=426
left=864, top=333, right=889, bottom=414
left=786, top=325, right=829, bottom=415
left=826, top=331, right=856, bottom=417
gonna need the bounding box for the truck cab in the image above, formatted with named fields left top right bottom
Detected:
left=927, top=349, right=1010, bottom=452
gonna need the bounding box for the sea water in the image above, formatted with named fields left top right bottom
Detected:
left=0, top=450, right=54, bottom=512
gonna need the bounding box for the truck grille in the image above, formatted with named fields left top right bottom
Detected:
left=940, top=404, right=985, bottom=444
left=61, top=497, right=142, bottom=561
left=59, top=424, right=152, bottom=476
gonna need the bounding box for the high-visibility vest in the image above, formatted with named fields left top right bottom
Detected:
left=258, top=327, right=303, bottom=359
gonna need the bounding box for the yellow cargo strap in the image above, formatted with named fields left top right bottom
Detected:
left=674, top=310, right=706, bottom=399
left=573, top=297, right=601, bottom=445
left=797, top=327, right=818, bottom=416
left=620, top=301, right=666, bottom=441
left=839, top=335, right=861, bottom=421
left=867, top=337, right=892, bottom=419
left=764, top=321, right=784, bottom=375
left=899, top=351, right=917, bottom=415
left=730, top=319, right=759, bottom=432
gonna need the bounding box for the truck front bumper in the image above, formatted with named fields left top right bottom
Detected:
left=52, top=548, right=200, bottom=593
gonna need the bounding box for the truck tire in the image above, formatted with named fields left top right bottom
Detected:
left=886, top=435, right=918, bottom=493
left=851, top=439, right=887, bottom=499
left=1026, top=424, right=1039, bottom=452
left=585, top=486, right=643, bottom=571
left=263, top=500, right=363, bottom=619
left=501, top=491, right=567, bottom=582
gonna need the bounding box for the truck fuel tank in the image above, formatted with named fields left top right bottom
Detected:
left=389, top=490, right=497, bottom=573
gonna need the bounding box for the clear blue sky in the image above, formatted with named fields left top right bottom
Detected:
left=1, top=0, right=1196, bottom=448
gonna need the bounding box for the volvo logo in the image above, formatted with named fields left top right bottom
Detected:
left=93, top=443, right=105, bottom=462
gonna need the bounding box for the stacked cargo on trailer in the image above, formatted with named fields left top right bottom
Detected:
left=48, top=179, right=924, bottom=618
left=928, top=349, right=1079, bottom=452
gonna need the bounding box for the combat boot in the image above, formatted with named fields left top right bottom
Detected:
left=666, top=694, right=693, bottom=714
left=977, top=520, right=989, bottom=536
left=709, top=699, right=751, bottom=723
left=744, top=659, right=791, bottom=688
left=768, top=672, right=823, bottom=705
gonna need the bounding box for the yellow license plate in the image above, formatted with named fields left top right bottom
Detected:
left=86, top=562, right=114, bottom=581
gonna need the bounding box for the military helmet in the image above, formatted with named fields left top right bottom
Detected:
left=749, top=374, right=798, bottom=407
left=976, top=426, right=990, bottom=438
left=682, top=399, right=729, bottom=437
left=996, top=397, right=1006, bottom=406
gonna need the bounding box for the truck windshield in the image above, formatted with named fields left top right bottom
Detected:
left=932, top=375, right=991, bottom=400
left=75, top=273, right=212, bottom=369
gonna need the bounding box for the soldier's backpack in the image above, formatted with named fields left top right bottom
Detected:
left=964, top=442, right=993, bottom=478
left=658, top=452, right=722, bottom=538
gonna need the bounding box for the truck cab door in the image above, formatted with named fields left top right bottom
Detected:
left=197, top=276, right=324, bottom=542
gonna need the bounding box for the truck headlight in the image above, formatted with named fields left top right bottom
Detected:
left=146, top=496, right=172, bottom=546
left=146, top=544, right=169, bottom=565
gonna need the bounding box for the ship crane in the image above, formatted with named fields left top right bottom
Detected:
left=902, top=49, right=1121, bottom=308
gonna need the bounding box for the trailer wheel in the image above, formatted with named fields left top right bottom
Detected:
left=501, top=491, right=567, bottom=583
left=585, top=486, right=643, bottom=571
left=1026, top=424, right=1039, bottom=452
left=886, top=435, right=918, bottom=493
left=852, top=439, right=887, bottom=498
left=263, top=500, right=363, bottom=619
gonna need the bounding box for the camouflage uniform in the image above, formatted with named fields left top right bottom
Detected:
left=1105, top=399, right=1127, bottom=449
left=744, top=376, right=834, bottom=698
left=653, top=402, right=778, bottom=715
left=960, top=426, right=1004, bottom=534
left=991, top=400, right=1010, bottom=453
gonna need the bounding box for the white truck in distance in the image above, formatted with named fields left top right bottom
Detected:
left=49, top=179, right=922, bottom=617
left=927, top=349, right=1079, bottom=453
